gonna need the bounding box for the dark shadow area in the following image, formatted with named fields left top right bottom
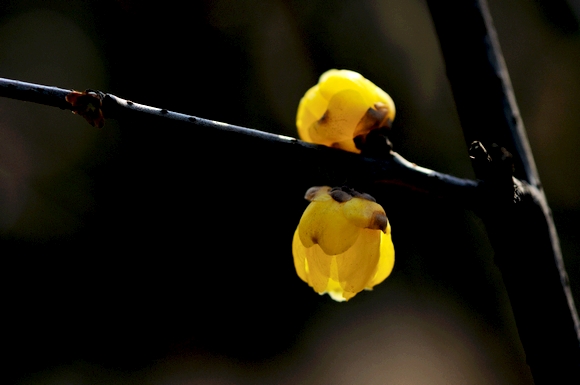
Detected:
left=1, top=1, right=577, bottom=384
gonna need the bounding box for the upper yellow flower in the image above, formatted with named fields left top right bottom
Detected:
left=292, top=186, right=395, bottom=301
left=296, top=69, right=395, bottom=153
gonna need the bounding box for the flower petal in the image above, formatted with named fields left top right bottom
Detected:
left=292, top=228, right=309, bottom=283
left=342, top=197, right=388, bottom=232
left=299, top=85, right=327, bottom=119
left=303, top=244, right=332, bottom=294
left=306, top=186, right=332, bottom=202
left=297, top=85, right=327, bottom=141
left=366, top=224, right=395, bottom=288
left=335, top=228, right=382, bottom=294
left=324, top=257, right=347, bottom=301
left=297, top=109, right=316, bottom=142
left=332, top=138, right=360, bottom=153
left=318, top=69, right=364, bottom=100
left=360, top=78, right=396, bottom=120
left=308, top=89, right=369, bottom=146
left=298, top=199, right=361, bottom=255
left=341, top=290, right=357, bottom=301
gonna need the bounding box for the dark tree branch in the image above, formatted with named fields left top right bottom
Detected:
left=0, top=77, right=480, bottom=208
left=427, top=1, right=539, bottom=187
left=0, top=78, right=72, bottom=110
left=427, top=0, right=580, bottom=382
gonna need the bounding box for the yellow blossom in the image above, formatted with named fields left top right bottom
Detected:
left=296, top=69, right=396, bottom=153
left=292, top=186, right=395, bottom=301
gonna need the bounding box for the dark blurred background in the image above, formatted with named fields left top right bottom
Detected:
left=1, top=1, right=578, bottom=384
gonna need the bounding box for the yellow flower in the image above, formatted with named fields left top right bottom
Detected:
left=292, top=186, right=395, bottom=301
left=296, top=69, right=396, bottom=153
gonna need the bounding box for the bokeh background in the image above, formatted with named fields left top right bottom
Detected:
left=1, top=0, right=578, bottom=384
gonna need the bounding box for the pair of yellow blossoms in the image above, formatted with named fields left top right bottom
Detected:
left=293, top=69, right=396, bottom=301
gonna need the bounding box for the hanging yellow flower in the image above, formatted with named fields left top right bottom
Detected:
left=292, top=186, right=395, bottom=301
left=296, top=69, right=395, bottom=153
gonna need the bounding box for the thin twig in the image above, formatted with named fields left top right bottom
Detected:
left=0, top=77, right=481, bottom=208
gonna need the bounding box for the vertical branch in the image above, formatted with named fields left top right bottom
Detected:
left=427, top=0, right=537, bottom=186
left=427, top=0, right=580, bottom=383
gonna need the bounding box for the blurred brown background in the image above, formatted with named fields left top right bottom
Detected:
left=0, top=0, right=578, bottom=384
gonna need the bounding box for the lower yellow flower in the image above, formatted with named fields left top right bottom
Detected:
left=292, top=186, right=395, bottom=301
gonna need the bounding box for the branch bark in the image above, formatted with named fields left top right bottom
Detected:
left=427, top=0, right=580, bottom=382
left=0, top=77, right=479, bottom=207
